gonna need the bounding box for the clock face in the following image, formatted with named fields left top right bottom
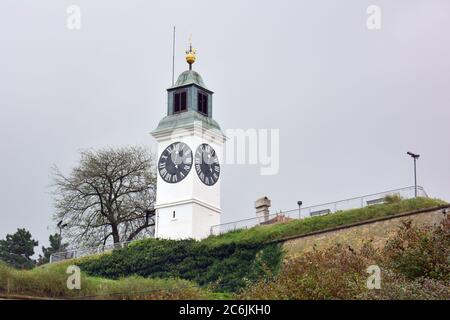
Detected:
left=158, top=142, right=192, bottom=183
left=194, top=143, right=220, bottom=186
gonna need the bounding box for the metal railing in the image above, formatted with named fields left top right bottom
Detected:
left=50, top=241, right=134, bottom=264
left=209, top=186, right=428, bottom=236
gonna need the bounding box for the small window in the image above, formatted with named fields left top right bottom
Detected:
left=172, top=211, right=176, bottom=219
left=174, top=91, right=187, bottom=113
left=197, top=92, right=208, bottom=116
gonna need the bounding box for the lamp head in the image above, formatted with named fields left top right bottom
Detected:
left=407, top=152, right=420, bottom=159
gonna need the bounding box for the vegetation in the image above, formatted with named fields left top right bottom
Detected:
left=1, top=197, right=447, bottom=299
left=79, top=240, right=283, bottom=293
left=77, top=197, right=444, bottom=293
left=239, top=215, right=450, bottom=300
left=202, top=197, right=446, bottom=246
left=38, top=234, right=68, bottom=265
left=51, top=146, right=156, bottom=247
left=0, top=229, right=69, bottom=268
left=0, top=261, right=208, bottom=299
left=0, top=229, right=38, bottom=269
left=382, top=218, right=450, bottom=281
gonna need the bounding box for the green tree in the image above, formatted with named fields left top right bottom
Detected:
left=37, top=233, right=68, bottom=265
left=0, top=228, right=38, bottom=269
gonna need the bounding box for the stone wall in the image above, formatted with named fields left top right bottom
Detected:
left=282, top=206, right=449, bottom=259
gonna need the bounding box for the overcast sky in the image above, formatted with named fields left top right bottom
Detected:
left=1, top=0, right=449, bottom=252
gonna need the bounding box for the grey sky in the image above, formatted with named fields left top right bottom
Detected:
left=1, top=0, right=449, bottom=252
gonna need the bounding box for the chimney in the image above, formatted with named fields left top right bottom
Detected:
left=255, top=196, right=271, bottom=222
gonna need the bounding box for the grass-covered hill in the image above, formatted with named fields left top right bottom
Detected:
left=202, top=196, right=447, bottom=246
left=0, top=196, right=447, bottom=299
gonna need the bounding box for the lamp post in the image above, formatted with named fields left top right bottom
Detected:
left=407, top=152, right=420, bottom=197
left=297, top=201, right=303, bottom=219
left=57, top=220, right=68, bottom=251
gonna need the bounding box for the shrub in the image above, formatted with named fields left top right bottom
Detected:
left=381, top=216, right=450, bottom=281
left=79, top=240, right=284, bottom=293
left=238, top=244, right=370, bottom=300
left=239, top=216, right=450, bottom=300
left=359, top=269, right=450, bottom=300
left=384, top=193, right=402, bottom=204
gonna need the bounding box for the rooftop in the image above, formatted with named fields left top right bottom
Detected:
left=168, top=70, right=209, bottom=91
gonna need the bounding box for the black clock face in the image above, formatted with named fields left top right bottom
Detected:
left=195, top=143, right=220, bottom=186
left=158, top=142, right=192, bottom=183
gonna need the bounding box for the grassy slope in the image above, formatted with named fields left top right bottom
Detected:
left=202, top=197, right=447, bottom=246
left=0, top=261, right=211, bottom=299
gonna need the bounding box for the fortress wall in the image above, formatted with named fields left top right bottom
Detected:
left=282, top=206, right=449, bottom=258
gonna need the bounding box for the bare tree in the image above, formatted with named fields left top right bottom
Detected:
left=52, top=146, right=156, bottom=247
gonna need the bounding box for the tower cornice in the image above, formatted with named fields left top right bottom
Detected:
left=151, top=119, right=227, bottom=144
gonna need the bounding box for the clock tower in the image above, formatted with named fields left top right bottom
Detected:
left=151, top=41, right=225, bottom=240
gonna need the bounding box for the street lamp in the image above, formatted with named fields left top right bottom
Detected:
left=297, top=201, right=303, bottom=219
left=406, top=152, right=420, bottom=197
left=57, top=220, right=68, bottom=251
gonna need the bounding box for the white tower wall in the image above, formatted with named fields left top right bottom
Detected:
left=152, top=122, right=224, bottom=240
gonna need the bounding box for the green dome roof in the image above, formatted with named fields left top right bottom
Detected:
left=152, top=110, right=223, bottom=135
left=169, top=70, right=208, bottom=90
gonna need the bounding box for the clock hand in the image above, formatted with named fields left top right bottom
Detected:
left=173, top=152, right=180, bottom=168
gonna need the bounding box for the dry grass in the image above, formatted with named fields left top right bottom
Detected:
left=0, top=261, right=209, bottom=300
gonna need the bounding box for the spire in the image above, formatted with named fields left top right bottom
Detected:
left=185, top=35, right=196, bottom=70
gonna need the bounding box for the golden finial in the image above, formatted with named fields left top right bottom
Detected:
left=185, top=34, right=196, bottom=70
